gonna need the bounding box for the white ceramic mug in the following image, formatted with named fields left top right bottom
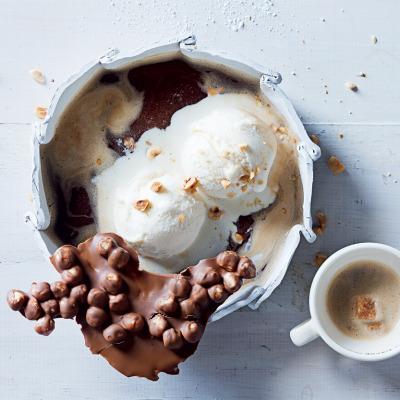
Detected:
left=290, top=243, right=400, bottom=361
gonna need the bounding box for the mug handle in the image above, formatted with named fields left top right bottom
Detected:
left=290, top=318, right=319, bottom=346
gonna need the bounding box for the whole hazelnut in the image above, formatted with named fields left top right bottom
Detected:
left=41, top=299, right=60, bottom=318
left=61, top=266, right=83, bottom=286
left=237, top=257, right=256, bottom=279
left=96, top=237, right=115, bottom=257
left=34, top=315, right=55, bottom=336
left=121, top=313, right=145, bottom=335
left=50, top=281, right=70, bottom=299
left=208, top=284, right=228, bottom=303
left=87, top=288, right=108, bottom=308
left=190, top=285, right=209, bottom=306
left=31, top=282, right=52, bottom=302
left=103, top=324, right=128, bottom=344
left=170, top=277, right=191, bottom=298
left=148, top=315, right=169, bottom=337
left=24, top=299, right=42, bottom=320
left=163, top=328, right=183, bottom=350
left=59, top=297, right=79, bottom=319
left=6, top=290, right=28, bottom=311
left=195, top=267, right=221, bottom=287
left=223, top=272, right=242, bottom=293
left=180, top=298, right=200, bottom=319
left=86, top=306, right=108, bottom=328
left=182, top=321, right=203, bottom=343
left=53, top=247, right=75, bottom=271
left=70, top=284, right=88, bottom=303
left=216, top=251, right=240, bottom=272
left=109, top=293, right=130, bottom=314
left=100, top=273, right=123, bottom=295
left=108, top=247, right=130, bottom=270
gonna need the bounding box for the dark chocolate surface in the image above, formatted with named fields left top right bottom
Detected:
left=7, top=233, right=256, bottom=380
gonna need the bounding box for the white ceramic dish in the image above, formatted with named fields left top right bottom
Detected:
left=25, top=36, right=320, bottom=322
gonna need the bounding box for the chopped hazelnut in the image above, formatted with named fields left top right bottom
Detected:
left=313, top=226, right=324, bottom=235
left=291, top=175, right=297, bottom=181
left=208, top=206, right=224, bottom=220
left=226, top=193, right=236, bottom=198
left=256, top=166, right=261, bottom=174
left=151, top=182, right=163, bottom=193
left=249, top=170, right=255, bottom=180
left=123, top=137, right=135, bottom=151
left=254, top=198, right=261, bottom=205
left=239, top=174, right=250, bottom=182
left=182, top=176, right=198, bottom=191
left=238, top=143, right=248, bottom=150
left=328, top=156, right=346, bottom=174
left=314, top=252, right=327, bottom=266
left=241, top=185, right=248, bottom=192
left=317, top=212, right=327, bottom=229
left=147, top=145, right=162, bottom=159
left=34, top=107, right=48, bottom=119
left=134, top=199, right=150, bottom=212
left=96, top=158, right=102, bottom=165
left=345, top=82, right=357, bottom=91
left=178, top=214, right=185, bottom=222
left=371, top=35, right=377, bottom=44
left=271, top=123, right=279, bottom=133
left=282, top=208, right=287, bottom=214
left=208, top=87, right=224, bottom=96
left=233, top=233, right=244, bottom=243
left=339, top=134, right=343, bottom=139
left=220, top=179, right=231, bottom=189
left=311, top=135, right=320, bottom=144
left=278, top=126, right=287, bottom=134
left=29, top=69, right=45, bottom=84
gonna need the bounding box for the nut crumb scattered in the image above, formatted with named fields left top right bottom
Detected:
left=182, top=176, right=198, bottom=192
left=238, top=143, right=248, bottom=150
left=29, top=69, right=45, bottom=84
left=345, top=82, right=357, bottom=91
left=291, top=175, right=297, bottom=181
left=278, top=126, right=287, bottom=134
left=339, top=134, right=343, bottom=139
left=314, top=252, right=327, bottom=266
left=221, top=179, right=231, bottom=189
left=371, top=35, right=377, bottom=44
left=313, top=212, right=327, bottom=235
left=34, top=107, right=48, bottom=119
left=123, top=138, right=135, bottom=152
left=96, top=158, right=102, bottom=165
left=151, top=182, right=163, bottom=193
left=208, top=87, right=224, bottom=96
left=282, top=208, right=287, bottom=214
left=208, top=206, right=224, bottom=220
left=147, top=145, right=162, bottom=159
left=134, top=199, right=150, bottom=212
left=311, top=135, right=320, bottom=144
left=328, top=156, right=346, bottom=174
left=360, top=72, right=366, bottom=77
left=271, top=124, right=279, bottom=133
left=178, top=214, right=185, bottom=222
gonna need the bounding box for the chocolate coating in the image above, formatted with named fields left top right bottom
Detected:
left=237, top=257, right=256, bottom=279
left=190, top=285, right=209, bottom=306
left=70, top=284, right=88, bottom=303
left=53, top=247, right=75, bottom=271
left=108, top=247, right=130, bottom=270
left=182, top=321, right=203, bottom=343
left=208, top=284, right=228, bottom=303
left=157, top=294, right=178, bottom=315
left=180, top=298, right=200, bottom=319
left=31, top=282, right=52, bottom=302
left=86, top=306, right=108, bottom=328
left=195, top=267, right=221, bottom=287
left=170, top=277, right=191, bottom=298
left=148, top=314, right=169, bottom=337
left=6, top=290, right=27, bottom=311
left=24, top=299, right=42, bottom=320
left=163, top=328, right=183, bottom=350
left=96, top=237, right=115, bottom=257
left=103, top=324, right=128, bottom=344
left=50, top=281, right=70, bottom=299
left=109, top=293, right=130, bottom=314
left=61, top=266, right=83, bottom=286
left=216, top=251, right=240, bottom=272
left=59, top=297, right=79, bottom=319
left=100, top=273, right=122, bottom=295
left=223, top=272, right=242, bottom=293
left=41, top=299, right=60, bottom=318
left=121, top=313, right=145, bottom=334
left=34, top=315, right=55, bottom=336
left=87, top=288, right=108, bottom=308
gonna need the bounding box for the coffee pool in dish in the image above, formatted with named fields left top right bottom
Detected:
left=40, top=54, right=303, bottom=276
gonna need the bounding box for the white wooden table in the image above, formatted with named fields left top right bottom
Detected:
left=1, top=1, right=399, bottom=398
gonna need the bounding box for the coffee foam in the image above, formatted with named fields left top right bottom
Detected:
left=326, top=260, right=400, bottom=340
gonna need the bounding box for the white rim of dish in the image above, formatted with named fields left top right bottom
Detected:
left=25, top=35, right=321, bottom=322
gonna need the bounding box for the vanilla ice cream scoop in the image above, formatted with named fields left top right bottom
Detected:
left=181, top=108, right=277, bottom=199
left=114, top=172, right=206, bottom=258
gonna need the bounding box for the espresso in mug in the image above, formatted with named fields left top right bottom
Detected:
left=326, top=260, right=400, bottom=340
